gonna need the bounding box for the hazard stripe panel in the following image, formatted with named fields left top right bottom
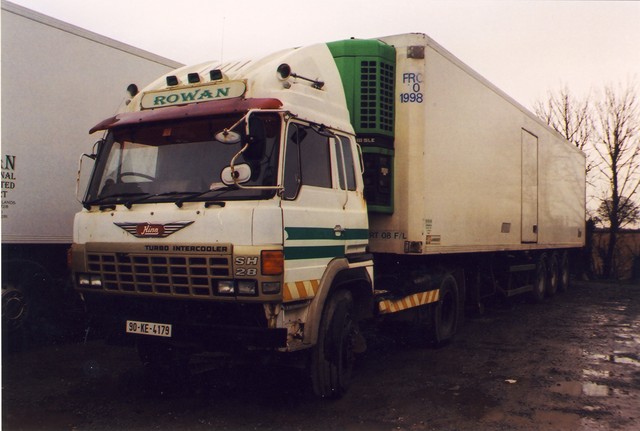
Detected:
left=283, top=279, right=320, bottom=302
left=378, top=290, right=440, bottom=315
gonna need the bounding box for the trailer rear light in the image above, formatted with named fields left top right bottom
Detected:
left=261, top=251, right=284, bottom=275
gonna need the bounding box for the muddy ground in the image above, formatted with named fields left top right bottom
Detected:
left=3, top=280, right=639, bottom=431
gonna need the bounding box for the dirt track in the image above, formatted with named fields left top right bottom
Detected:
left=3, top=280, right=639, bottom=430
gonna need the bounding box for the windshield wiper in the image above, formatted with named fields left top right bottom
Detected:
left=175, top=185, right=235, bottom=208
left=83, top=192, right=147, bottom=209
left=124, top=191, right=203, bottom=209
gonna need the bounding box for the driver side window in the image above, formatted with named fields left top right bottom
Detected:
left=283, top=123, right=332, bottom=200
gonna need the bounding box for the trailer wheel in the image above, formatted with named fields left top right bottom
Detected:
left=529, top=255, right=548, bottom=303
left=1, top=260, right=50, bottom=335
left=311, top=290, right=356, bottom=399
left=558, top=252, right=570, bottom=292
left=2, top=283, right=27, bottom=333
left=432, top=274, right=460, bottom=346
left=547, top=253, right=560, bottom=297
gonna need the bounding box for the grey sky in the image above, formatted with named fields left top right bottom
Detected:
left=7, top=0, right=640, bottom=110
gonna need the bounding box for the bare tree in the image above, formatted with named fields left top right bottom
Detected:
left=593, top=83, right=640, bottom=278
left=534, top=86, right=594, bottom=173
left=535, top=83, right=640, bottom=279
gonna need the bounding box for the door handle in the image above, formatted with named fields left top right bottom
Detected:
left=334, top=225, right=346, bottom=237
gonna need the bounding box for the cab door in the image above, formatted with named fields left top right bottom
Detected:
left=280, top=121, right=366, bottom=302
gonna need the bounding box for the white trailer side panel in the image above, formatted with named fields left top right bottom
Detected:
left=370, top=33, right=585, bottom=255
left=1, top=1, right=183, bottom=243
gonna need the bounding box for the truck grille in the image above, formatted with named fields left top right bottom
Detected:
left=85, top=252, right=231, bottom=298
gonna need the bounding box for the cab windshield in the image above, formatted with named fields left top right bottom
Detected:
left=84, top=113, right=281, bottom=206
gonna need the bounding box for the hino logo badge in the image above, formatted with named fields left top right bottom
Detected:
left=114, top=221, right=194, bottom=238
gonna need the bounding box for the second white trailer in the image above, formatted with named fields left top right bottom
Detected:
left=1, top=0, right=183, bottom=335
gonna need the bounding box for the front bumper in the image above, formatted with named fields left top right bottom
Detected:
left=82, top=292, right=287, bottom=350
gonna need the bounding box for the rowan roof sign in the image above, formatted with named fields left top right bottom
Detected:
left=140, top=81, right=246, bottom=109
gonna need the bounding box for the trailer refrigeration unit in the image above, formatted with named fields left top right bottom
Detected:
left=1, top=0, right=183, bottom=335
left=71, top=33, right=586, bottom=397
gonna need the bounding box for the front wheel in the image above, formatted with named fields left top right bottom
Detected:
left=311, top=290, right=357, bottom=399
left=431, top=274, right=460, bottom=346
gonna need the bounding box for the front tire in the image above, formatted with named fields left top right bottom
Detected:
left=431, top=274, right=460, bottom=346
left=311, top=290, right=357, bottom=399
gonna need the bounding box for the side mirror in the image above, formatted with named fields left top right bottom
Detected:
left=76, top=152, right=97, bottom=204
left=221, top=163, right=252, bottom=186
left=215, top=130, right=242, bottom=144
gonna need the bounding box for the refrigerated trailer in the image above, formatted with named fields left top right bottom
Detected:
left=70, top=33, right=585, bottom=397
left=1, top=0, right=183, bottom=334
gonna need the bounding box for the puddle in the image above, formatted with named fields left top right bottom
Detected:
left=551, top=381, right=611, bottom=397
left=612, top=354, right=640, bottom=366
left=582, top=382, right=611, bottom=397
left=582, top=369, right=611, bottom=378
left=585, top=352, right=640, bottom=366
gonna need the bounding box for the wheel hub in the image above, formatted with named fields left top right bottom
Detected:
left=2, top=287, right=27, bottom=331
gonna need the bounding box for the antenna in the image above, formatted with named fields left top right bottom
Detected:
left=220, top=16, right=226, bottom=64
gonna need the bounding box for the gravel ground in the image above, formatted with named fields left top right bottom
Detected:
left=2, top=279, right=639, bottom=431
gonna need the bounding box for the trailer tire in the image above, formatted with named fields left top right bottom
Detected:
left=432, top=274, right=460, bottom=346
left=311, top=290, right=356, bottom=399
left=547, top=253, right=560, bottom=297
left=558, top=251, right=570, bottom=292
left=1, top=259, right=51, bottom=335
left=530, top=255, right=548, bottom=303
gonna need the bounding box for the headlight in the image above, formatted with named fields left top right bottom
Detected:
left=78, top=274, right=102, bottom=288
left=237, top=280, right=257, bottom=295
left=216, top=280, right=235, bottom=295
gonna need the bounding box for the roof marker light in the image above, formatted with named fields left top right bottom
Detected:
left=210, top=69, right=223, bottom=81
left=188, top=73, right=201, bottom=84
left=166, top=75, right=179, bottom=86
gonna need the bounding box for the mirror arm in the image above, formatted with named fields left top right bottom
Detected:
left=229, top=143, right=250, bottom=188
left=76, top=152, right=96, bottom=205
left=224, top=109, right=291, bottom=192
left=227, top=144, right=283, bottom=191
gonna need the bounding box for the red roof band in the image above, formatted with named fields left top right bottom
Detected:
left=89, top=98, right=283, bottom=134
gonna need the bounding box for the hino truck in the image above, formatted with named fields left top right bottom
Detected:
left=71, top=33, right=586, bottom=397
